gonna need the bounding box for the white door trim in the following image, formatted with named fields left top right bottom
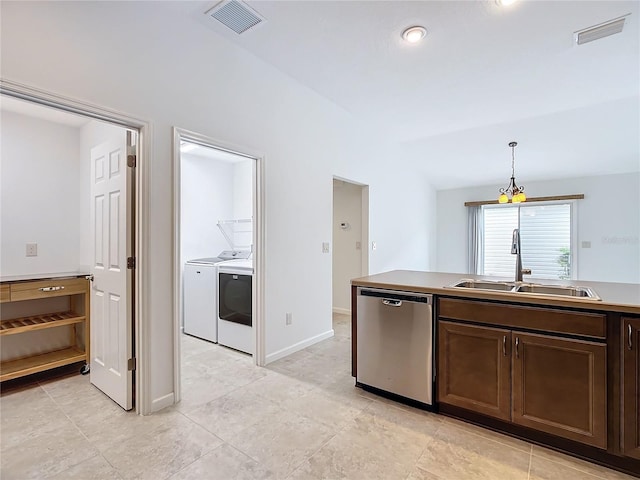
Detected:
left=172, top=128, right=266, bottom=403
left=0, top=78, right=152, bottom=415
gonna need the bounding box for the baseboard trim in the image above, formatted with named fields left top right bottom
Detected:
left=265, top=329, right=334, bottom=364
left=332, top=307, right=351, bottom=315
left=150, top=392, right=175, bottom=413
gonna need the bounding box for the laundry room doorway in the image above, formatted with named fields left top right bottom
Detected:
left=172, top=128, right=264, bottom=405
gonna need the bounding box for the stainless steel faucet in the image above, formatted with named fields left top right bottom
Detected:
left=511, top=228, right=531, bottom=282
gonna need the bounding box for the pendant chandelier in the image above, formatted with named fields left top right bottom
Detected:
left=498, top=141, right=526, bottom=204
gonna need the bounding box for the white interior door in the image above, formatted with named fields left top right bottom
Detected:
left=90, top=135, right=133, bottom=410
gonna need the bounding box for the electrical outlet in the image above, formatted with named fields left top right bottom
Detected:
left=26, top=243, right=38, bottom=257
left=286, top=312, right=292, bottom=325
left=322, top=242, right=330, bottom=253
left=355, top=241, right=361, bottom=250
left=371, top=241, right=377, bottom=251
left=581, top=241, right=591, bottom=248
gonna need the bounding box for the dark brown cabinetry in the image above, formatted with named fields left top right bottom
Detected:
left=438, top=321, right=511, bottom=421
left=437, top=298, right=607, bottom=449
left=511, top=332, right=606, bottom=448
left=622, top=317, right=640, bottom=460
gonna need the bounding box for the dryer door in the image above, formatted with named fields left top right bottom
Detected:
left=218, top=272, right=252, bottom=327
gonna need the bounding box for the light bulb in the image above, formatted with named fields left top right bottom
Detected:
left=512, top=194, right=522, bottom=204
left=519, top=192, right=526, bottom=202
left=498, top=193, right=508, bottom=204
left=402, top=26, right=427, bottom=43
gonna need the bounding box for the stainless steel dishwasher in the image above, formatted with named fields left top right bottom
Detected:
left=356, top=287, right=433, bottom=408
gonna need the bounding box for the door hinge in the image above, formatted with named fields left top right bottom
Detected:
left=127, top=357, right=136, bottom=371
left=127, top=154, right=136, bottom=168
left=127, top=257, right=136, bottom=269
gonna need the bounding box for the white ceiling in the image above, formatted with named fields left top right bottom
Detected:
left=193, top=0, right=639, bottom=189
left=3, top=1, right=638, bottom=190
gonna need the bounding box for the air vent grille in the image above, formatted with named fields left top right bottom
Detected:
left=206, top=0, right=264, bottom=34
left=575, top=15, right=628, bottom=45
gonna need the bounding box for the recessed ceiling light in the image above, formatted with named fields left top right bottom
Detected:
left=496, top=0, right=518, bottom=6
left=402, top=26, right=427, bottom=44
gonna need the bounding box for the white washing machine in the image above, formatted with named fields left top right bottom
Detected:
left=218, top=258, right=253, bottom=354
left=183, top=251, right=249, bottom=343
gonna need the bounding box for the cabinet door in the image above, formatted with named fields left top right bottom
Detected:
left=512, top=332, right=606, bottom=449
left=438, top=321, right=511, bottom=421
left=623, top=318, right=640, bottom=460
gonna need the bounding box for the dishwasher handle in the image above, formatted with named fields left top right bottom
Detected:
left=382, top=299, right=402, bottom=307
left=358, top=288, right=432, bottom=304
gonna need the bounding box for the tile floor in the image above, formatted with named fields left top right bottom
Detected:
left=1, top=313, right=636, bottom=479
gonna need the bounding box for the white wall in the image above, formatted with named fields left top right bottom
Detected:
left=436, top=172, right=640, bottom=283
left=332, top=180, right=363, bottom=312
left=231, top=160, right=253, bottom=250
left=180, top=153, right=234, bottom=266
left=233, top=160, right=253, bottom=221
left=1, top=2, right=435, bottom=409
left=0, top=110, right=81, bottom=275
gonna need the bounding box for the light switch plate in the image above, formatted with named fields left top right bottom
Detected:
left=322, top=242, right=330, bottom=253
left=26, top=243, right=38, bottom=257
left=581, top=241, right=591, bottom=248
left=371, top=241, right=377, bottom=251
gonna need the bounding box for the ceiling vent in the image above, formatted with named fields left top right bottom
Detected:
left=574, top=15, right=629, bottom=45
left=205, top=0, right=265, bottom=35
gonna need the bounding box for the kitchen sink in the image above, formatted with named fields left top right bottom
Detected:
left=515, top=284, right=600, bottom=300
left=447, top=279, right=601, bottom=300
left=449, top=279, right=516, bottom=291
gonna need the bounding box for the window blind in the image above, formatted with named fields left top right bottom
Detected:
left=481, top=203, right=572, bottom=280
left=520, top=204, right=571, bottom=280
left=482, top=206, right=518, bottom=276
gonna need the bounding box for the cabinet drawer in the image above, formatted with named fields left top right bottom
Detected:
left=10, top=278, right=88, bottom=301
left=0, top=285, right=9, bottom=303
left=439, top=298, right=606, bottom=339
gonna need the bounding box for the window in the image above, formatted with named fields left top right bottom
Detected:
left=475, top=202, right=574, bottom=280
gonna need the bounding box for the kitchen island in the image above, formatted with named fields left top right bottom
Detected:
left=351, top=271, right=640, bottom=477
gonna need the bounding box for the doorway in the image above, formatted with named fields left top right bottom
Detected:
left=0, top=82, right=149, bottom=412
left=172, top=128, right=265, bottom=405
left=332, top=177, right=369, bottom=315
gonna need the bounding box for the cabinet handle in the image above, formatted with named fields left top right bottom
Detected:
left=629, top=324, right=633, bottom=351
left=515, top=337, right=520, bottom=358
left=502, top=335, right=507, bottom=356
left=39, top=286, right=65, bottom=292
